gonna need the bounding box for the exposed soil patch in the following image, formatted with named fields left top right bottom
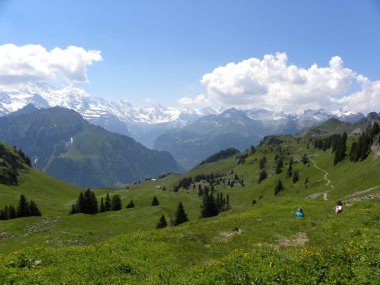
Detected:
left=275, top=232, right=309, bottom=248
left=215, top=228, right=242, bottom=242
left=256, top=233, right=309, bottom=249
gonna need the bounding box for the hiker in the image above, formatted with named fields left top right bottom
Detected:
left=296, top=208, right=304, bottom=217
left=334, top=201, right=343, bottom=214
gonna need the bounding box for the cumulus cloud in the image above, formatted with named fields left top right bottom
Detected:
left=177, top=94, right=210, bottom=106
left=333, top=75, right=380, bottom=114
left=200, top=53, right=379, bottom=113
left=0, top=44, right=102, bottom=86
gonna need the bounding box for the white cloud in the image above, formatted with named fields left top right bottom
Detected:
left=333, top=75, right=380, bottom=114
left=0, top=44, right=102, bottom=86
left=200, top=53, right=379, bottom=113
left=177, top=94, right=210, bottom=106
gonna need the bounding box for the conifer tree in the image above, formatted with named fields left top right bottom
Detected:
left=126, top=200, right=135, bottom=208
left=8, top=205, right=17, bottom=219
left=151, top=195, right=159, bottom=206
left=156, top=214, right=168, bottom=229
left=104, top=193, right=112, bottom=211
left=275, top=156, right=283, bottom=174
left=173, top=202, right=188, bottom=226
left=83, top=189, right=98, bottom=214
left=258, top=169, right=267, bottom=184
left=274, top=179, right=284, bottom=196
left=259, top=156, right=267, bottom=169
left=69, top=204, right=77, bottom=215
left=286, top=163, right=293, bottom=178
left=200, top=189, right=218, bottom=218
left=0, top=207, right=7, bottom=220
left=76, top=192, right=85, bottom=213
left=99, top=197, right=105, bottom=213
left=29, top=200, right=41, bottom=216
left=349, top=141, right=359, bottom=161
left=17, top=194, right=30, bottom=217
left=111, top=194, right=122, bottom=211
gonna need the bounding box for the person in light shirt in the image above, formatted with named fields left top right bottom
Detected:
left=334, top=201, right=343, bottom=214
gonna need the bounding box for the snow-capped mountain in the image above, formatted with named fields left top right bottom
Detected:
left=0, top=85, right=365, bottom=148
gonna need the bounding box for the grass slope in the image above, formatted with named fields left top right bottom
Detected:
left=0, top=135, right=379, bottom=283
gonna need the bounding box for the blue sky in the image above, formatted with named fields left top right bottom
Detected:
left=0, top=0, right=379, bottom=113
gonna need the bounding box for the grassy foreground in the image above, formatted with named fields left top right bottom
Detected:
left=0, top=137, right=379, bottom=284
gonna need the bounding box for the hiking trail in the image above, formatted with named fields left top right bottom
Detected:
left=311, top=160, right=334, bottom=201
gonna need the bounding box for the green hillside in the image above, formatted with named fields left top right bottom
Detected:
left=0, top=106, right=182, bottom=188
left=0, top=132, right=379, bottom=284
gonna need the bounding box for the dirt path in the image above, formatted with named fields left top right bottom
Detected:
left=311, top=160, right=334, bottom=201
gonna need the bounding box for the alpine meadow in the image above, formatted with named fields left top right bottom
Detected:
left=0, top=1, right=380, bottom=284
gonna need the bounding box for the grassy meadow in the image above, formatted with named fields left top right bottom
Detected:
left=0, top=136, right=379, bottom=284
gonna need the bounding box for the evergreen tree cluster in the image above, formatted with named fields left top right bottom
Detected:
left=0, top=194, right=41, bottom=220
left=126, top=200, right=135, bottom=208
left=199, top=148, right=240, bottom=165
left=350, top=122, right=380, bottom=162
left=173, top=177, right=194, bottom=191
left=70, top=189, right=98, bottom=215
left=70, top=190, right=123, bottom=215
left=313, top=133, right=348, bottom=165
left=16, top=148, right=32, bottom=167
left=200, top=188, right=230, bottom=218
left=156, top=202, right=189, bottom=229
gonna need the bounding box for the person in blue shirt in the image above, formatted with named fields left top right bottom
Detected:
left=296, top=208, right=304, bottom=217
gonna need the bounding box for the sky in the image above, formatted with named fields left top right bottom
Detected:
left=0, top=0, right=380, bottom=113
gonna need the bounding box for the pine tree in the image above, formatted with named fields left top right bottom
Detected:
left=156, top=214, right=168, bottom=229
left=111, top=194, right=122, bottom=211
left=17, top=194, right=30, bottom=217
left=275, top=156, right=283, bottom=174
left=99, top=197, right=105, bottom=212
left=259, top=156, right=267, bottom=169
left=84, top=189, right=98, bottom=214
left=258, top=169, right=267, bottom=184
left=29, top=200, right=41, bottom=216
left=69, top=204, right=77, bottom=215
left=173, top=202, right=188, bottom=226
left=349, top=141, right=359, bottom=161
left=72, top=189, right=98, bottom=214
left=126, top=200, right=135, bottom=208
left=0, top=207, right=7, bottom=220
left=274, top=179, right=284, bottom=196
left=104, top=193, right=112, bottom=211
left=286, top=163, right=293, bottom=178
left=8, top=205, right=17, bottom=219
left=200, top=189, right=218, bottom=218
left=151, top=195, right=159, bottom=206
left=333, top=133, right=347, bottom=165
left=76, top=193, right=86, bottom=213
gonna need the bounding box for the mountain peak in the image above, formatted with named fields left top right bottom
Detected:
left=7, top=103, right=39, bottom=117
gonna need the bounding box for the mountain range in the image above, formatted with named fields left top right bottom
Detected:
left=0, top=106, right=182, bottom=188
left=0, top=85, right=364, bottom=148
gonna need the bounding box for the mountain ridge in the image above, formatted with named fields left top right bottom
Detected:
left=0, top=106, right=183, bottom=187
left=0, top=86, right=365, bottom=148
